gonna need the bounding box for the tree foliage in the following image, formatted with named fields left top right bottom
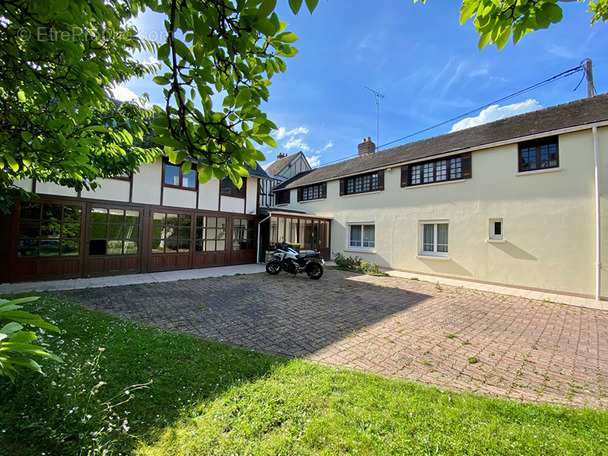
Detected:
left=1, top=0, right=605, bottom=213
left=0, top=296, right=62, bottom=381
left=417, top=0, right=608, bottom=50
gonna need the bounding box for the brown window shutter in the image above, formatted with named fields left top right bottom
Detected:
left=461, top=153, right=472, bottom=179
left=400, top=165, right=409, bottom=187
left=321, top=182, right=327, bottom=198
left=377, top=170, right=384, bottom=190
left=339, top=178, right=345, bottom=196
left=297, top=188, right=303, bottom=202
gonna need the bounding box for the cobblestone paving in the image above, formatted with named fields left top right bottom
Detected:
left=62, top=269, right=608, bottom=408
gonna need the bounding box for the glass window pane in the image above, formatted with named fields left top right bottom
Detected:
left=179, top=227, right=191, bottom=239
left=196, top=216, right=205, bottom=228
left=152, top=239, right=164, bottom=253
left=108, top=225, right=123, bottom=240
left=124, top=240, right=138, bottom=255
left=64, top=206, right=82, bottom=222
left=20, top=202, right=40, bottom=219
left=107, top=240, right=123, bottom=255
left=363, top=225, right=375, bottom=248
left=61, top=240, right=80, bottom=256
left=91, top=208, right=108, bottom=223
left=179, top=215, right=191, bottom=227
left=166, top=214, right=179, bottom=226
left=350, top=225, right=362, bottom=247
left=63, top=223, right=81, bottom=239
left=217, top=240, right=226, bottom=251
left=42, top=204, right=62, bottom=221
left=17, top=239, right=38, bottom=257
left=183, top=170, right=197, bottom=188
left=40, top=240, right=60, bottom=256
left=90, top=224, right=107, bottom=239
left=124, top=225, right=139, bottom=239
left=437, top=224, right=449, bottom=253
left=41, top=221, right=61, bottom=238
left=164, top=164, right=180, bottom=186
left=108, top=209, right=124, bottom=224
left=125, top=210, right=139, bottom=224
left=205, top=240, right=216, bottom=252
left=423, top=224, right=434, bottom=252
left=165, top=238, right=178, bottom=252
left=178, top=240, right=190, bottom=252
left=153, top=213, right=165, bottom=225
left=19, top=221, right=39, bottom=238
left=221, top=178, right=233, bottom=195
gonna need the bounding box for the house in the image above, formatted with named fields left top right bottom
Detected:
left=0, top=157, right=270, bottom=283
left=258, top=151, right=313, bottom=208
left=270, top=94, right=608, bottom=299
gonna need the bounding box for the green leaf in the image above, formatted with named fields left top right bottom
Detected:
left=153, top=76, right=171, bottom=86
left=182, top=160, right=192, bottom=174
left=276, top=32, right=298, bottom=43
left=5, top=155, right=19, bottom=172
left=236, top=88, right=252, bottom=107
left=305, top=0, right=319, bottom=14
left=17, top=90, right=26, bottom=102
left=9, top=330, right=37, bottom=344
left=256, top=0, right=277, bottom=19
left=198, top=165, right=213, bottom=184
left=288, top=0, right=303, bottom=14
left=0, top=310, right=60, bottom=333
left=0, top=322, right=23, bottom=336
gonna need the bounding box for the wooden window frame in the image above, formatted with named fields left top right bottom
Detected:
left=401, top=153, right=471, bottom=187
left=297, top=183, right=327, bottom=202
left=518, top=136, right=559, bottom=173
left=339, top=171, right=384, bottom=196
left=276, top=190, right=291, bottom=205
left=162, top=160, right=198, bottom=191
left=220, top=177, right=246, bottom=198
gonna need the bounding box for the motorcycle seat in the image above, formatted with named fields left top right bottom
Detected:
left=297, top=252, right=319, bottom=260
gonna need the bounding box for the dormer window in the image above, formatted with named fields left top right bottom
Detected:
left=518, top=137, right=558, bottom=172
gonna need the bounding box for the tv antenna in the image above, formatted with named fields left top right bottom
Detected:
left=365, top=86, right=385, bottom=151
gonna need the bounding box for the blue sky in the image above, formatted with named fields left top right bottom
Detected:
left=118, top=1, right=608, bottom=168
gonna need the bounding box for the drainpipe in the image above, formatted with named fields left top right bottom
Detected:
left=257, top=214, right=271, bottom=264
left=593, top=126, right=601, bottom=300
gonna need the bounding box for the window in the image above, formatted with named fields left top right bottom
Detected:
left=89, top=208, right=140, bottom=255
left=401, top=154, right=471, bottom=187
left=221, top=177, right=245, bottom=198
left=489, top=219, right=504, bottom=241
left=519, top=137, right=559, bottom=172
left=163, top=162, right=197, bottom=190
left=152, top=212, right=192, bottom=253
left=232, top=218, right=254, bottom=250
left=298, top=183, right=326, bottom=201
left=195, top=216, right=227, bottom=252
left=348, top=223, right=375, bottom=251
left=276, top=190, right=290, bottom=205
left=340, top=171, right=384, bottom=196
left=420, top=222, right=449, bottom=257
left=17, top=202, right=82, bottom=258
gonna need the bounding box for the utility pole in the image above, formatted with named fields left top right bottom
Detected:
left=585, top=58, right=595, bottom=98
left=365, top=86, right=385, bottom=151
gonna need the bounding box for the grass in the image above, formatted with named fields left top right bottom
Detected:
left=1, top=294, right=607, bottom=455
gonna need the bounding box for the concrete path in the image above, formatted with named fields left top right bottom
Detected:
left=60, top=269, right=608, bottom=408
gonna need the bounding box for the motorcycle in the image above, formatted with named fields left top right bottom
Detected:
left=266, top=242, right=325, bottom=279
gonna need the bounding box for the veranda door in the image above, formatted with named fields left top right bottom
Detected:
left=148, top=210, right=194, bottom=272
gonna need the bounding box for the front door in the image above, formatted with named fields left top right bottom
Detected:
left=229, top=216, right=257, bottom=265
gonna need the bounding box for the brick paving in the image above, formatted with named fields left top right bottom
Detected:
left=62, top=269, right=608, bottom=408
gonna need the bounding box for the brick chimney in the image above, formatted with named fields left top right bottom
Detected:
left=358, top=137, right=376, bottom=156
left=277, top=152, right=287, bottom=159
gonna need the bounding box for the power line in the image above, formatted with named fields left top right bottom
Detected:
left=319, top=63, right=586, bottom=167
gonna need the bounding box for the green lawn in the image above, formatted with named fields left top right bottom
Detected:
left=1, top=293, right=607, bottom=455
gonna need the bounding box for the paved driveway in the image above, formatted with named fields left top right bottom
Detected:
left=62, top=269, right=608, bottom=408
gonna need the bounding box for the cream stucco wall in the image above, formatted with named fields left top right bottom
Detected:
left=198, top=180, right=220, bottom=211
left=281, top=127, right=607, bottom=298
left=220, top=195, right=245, bottom=213
left=81, top=178, right=130, bottom=202
left=132, top=161, right=162, bottom=205
left=163, top=187, right=197, bottom=208
left=36, top=182, right=78, bottom=198
left=245, top=178, right=258, bottom=214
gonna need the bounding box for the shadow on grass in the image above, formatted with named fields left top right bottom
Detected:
left=0, top=292, right=291, bottom=455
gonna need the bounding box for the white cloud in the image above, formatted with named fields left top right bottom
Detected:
left=451, top=99, right=542, bottom=132
left=109, top=84, right=146, bottom=106
left=142, top=55, right=160, bottom=67
left=320, top=140, right=333, bottom=152
left=283, top=137, right=311, bottom=152
left=306, top=154, right=321, bottom=168
left=276, top=126, right=309, bottom=140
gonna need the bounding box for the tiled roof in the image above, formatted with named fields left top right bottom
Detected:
left=275, top=93, right=608, bottom=190
left=244, top=162, right=269, bottom=179
left=265, top=152, right=304, bottom=176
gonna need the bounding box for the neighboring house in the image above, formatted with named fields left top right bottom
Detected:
left=258, top=151, right=313, bottom=208
left=0, top=157, right=270, bottom=283
left=271, top=94, right=608, bottom=299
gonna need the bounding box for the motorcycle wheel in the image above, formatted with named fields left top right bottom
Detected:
left=306, top=262, right=324, bottom=280
left=266, top=261, right=282, bottom=275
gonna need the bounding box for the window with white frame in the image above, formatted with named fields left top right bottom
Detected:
left=420, top=222, right=449, bottom=257
left=489, top=219, right=504, bottom=241
left=348, top=223, right=375, bottom=251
